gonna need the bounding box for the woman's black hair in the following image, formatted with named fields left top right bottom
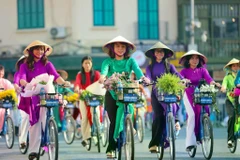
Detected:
left=183, top=55, right=204, bottom=68
left=26, top=46, right=48, bottom=70
left=81, top=56, right=95, bottom=84
left=149, top=49, right=170, bottom=79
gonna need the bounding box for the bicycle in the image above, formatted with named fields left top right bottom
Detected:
left=84, top=95, right=105, bottom=153
left=114, top=84, right=141, bottom=160
left=187, top=81, right=220, bottom=160
left=229, top=89, right=240, bottom=153
left=35, top=88, right=61, bottom=160
left=156, top=93, right=179, bottom=160
left=134, top=102, right=145, bottom=143
left=62, top=102, right=76, bottom=145
left=0, top=100, right=15, bottom=149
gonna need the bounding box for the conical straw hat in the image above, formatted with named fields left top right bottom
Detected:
left=224, top=58, right=239, bottom=69
left=179, top=50, right=207, bottom=65
left=57, top=70, right=68, bottom=80
left=102, top=36, right=136, bottom=55
left=145, top=42, right=174, bottom=58
left=86, top=81, right=106, bottom=96
left=23, top=40, right=53, bottom=56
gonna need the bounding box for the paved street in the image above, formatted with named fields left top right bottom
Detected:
left=0, top=127, right=240, bottom=160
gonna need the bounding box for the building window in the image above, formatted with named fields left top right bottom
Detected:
left=17, top=0, right=45, bottom=29
left=93, top=0, right=114, bottom=26
left=138, top=0, right=159, bottom=40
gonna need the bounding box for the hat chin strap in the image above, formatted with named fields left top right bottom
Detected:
left=27, top=48, right=50, bottom=60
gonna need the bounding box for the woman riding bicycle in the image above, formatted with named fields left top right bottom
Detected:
left=74, top=56, right=100, bottom=147
left=18, top=40, right=70, bottom=160
left=98, top=36, right=150, bottom=158
left=144, top=42, right=182, bottom=153
left=221, top=58, right=239, bottom=148
left=179, top=50, right=221, bottom=151
left=0, top=65, right=15, bottom=135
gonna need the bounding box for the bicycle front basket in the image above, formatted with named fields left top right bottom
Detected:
left=164, top=94, right=178, bottom=103
left=123, top=88, right=139, bottom=103
left=86, top=97, right=100, bottom=107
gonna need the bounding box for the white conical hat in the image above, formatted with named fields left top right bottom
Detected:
left=224, top=58, right=239, bottom=69
left=179, top=50, right=208, bottom=65
left=23, top=40, right=53, bottom=56
left=86, top=81, right=106, bottom=96
left=102, top=36, right=136, bottom=55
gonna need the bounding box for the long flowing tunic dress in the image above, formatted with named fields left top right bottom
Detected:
left=18, top=61, right=59, bottom=126
left=180, top=67, right=213, bottom=147
left=145, top=61, right=182, bottom=148
left=101, top=58, right=143, bottom=139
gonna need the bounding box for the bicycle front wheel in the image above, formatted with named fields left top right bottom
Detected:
left=201, top=115, right=213, bottom=160
left=63, top=116, right=76, bottom=145
left=136, top=116, right=144, bottom=143
left=5, top=116, right=15, bottom=149
left=101, top=113, right=109, bottom=147
left=168, top=113, right=175, bottom=160
left=93, top=113, right=101, bottom=153
left=124, top=114, right=135, bottom=160
left=47, top=118, right=59, bottom=160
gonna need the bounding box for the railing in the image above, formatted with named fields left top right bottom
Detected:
left=195, top=38, right=240, bottom=58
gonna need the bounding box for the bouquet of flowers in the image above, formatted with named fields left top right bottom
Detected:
left=0, top=89, right=17, bottom=105
left=79, top=90, right=104, bottom=105
left=155, top=73, right=185, bottom=95
left=64, top=92, right=79, bottom=103
left=199, top=84, right=219, bottom=111
left=21, top=73, right=55, bottom=97
left=103, top=72, right=129, bottom=91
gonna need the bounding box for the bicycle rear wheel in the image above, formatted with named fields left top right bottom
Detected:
left=86, top=138, right=92, bottom=151
left=75, top=123, right=82, bottom=140
left=47, top=118, right=59, bottom=160
left=101, top=113, right=109, bottom=147
left=63, top=116, right=76, bottom=145
left=229, top=139, right=237, bottom=153
left=5, top=116, right=15, bottom=149
left=201, top=115, right=213, bottom=160
left=136, top=116, right=144, bottom=143
left=124, top=114, right=135, bottom=160
left=168, top=113, right=175, bottom=160
left=157, top=140, right=164, bottom=160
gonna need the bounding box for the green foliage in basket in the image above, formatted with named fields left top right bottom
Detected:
left=156, top=73, right=185, bottom=95
left=79, top=90, right=104, bottom=104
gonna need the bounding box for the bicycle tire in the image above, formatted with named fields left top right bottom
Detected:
left=136, top=116, right=144, bottom=143
left=201, top=115, right=213, bottom=160
left=229, top=139, right=237, bottom=153
left=102, top=113, right=109, bottom=147
left=117, top=132, right=123, bottom=160
left=124, top=114, right=135, bottom=160
left=63, top=116, right=76, bottom=145
left=94, top=113, right=101, bottom=153
left=75, top=123, right=82, bottom=140
left=47, top=118, right=59, bottom=160
left=5, top=116, right=15, bottom=149
left=188, top=146, right=197, bottom=158
left=157, top=140, right=164, bottom=160
left=168, top=113, right=175, bottom=160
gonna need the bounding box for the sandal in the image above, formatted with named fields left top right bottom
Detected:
left=20, top=142, right=26, bottom=149
left=106, top=151, right=115, bottom=158
left=28, top=152, right=39, bottom=160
